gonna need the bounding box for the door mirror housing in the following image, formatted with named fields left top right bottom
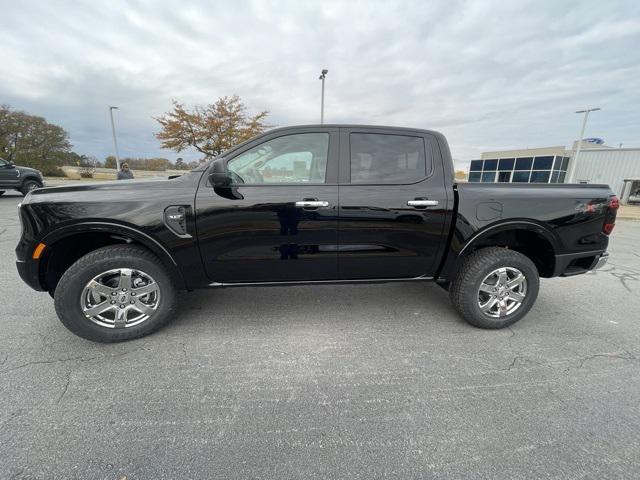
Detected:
left=208, top=158, right=232, bottom=187
left=209, top=158, right=243, bottom=200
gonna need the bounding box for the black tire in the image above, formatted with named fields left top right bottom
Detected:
left=20, top=179, right=41, bottom=195
left=54, top=245, right=178, bottom=342
left=0, top=191, right=5, bottom=196
left=449, top=247, right=539, bottom=329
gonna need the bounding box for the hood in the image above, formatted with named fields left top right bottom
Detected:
left=32, top=175, right=174, bottom=195
left=16, top=165, right=42, bottom=177
left=21, top=170, right=202, bottom=206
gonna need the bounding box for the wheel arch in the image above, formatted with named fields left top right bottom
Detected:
left=456, top=221, right=560, bottom=278
left=39, top=222, right=186, bottom=293
left=21, top=174, right=43, bottom=186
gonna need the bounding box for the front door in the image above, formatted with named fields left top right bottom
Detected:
left=337, top=128, right=448, bottom=279
left=195, top=128, right=340, bottom=284
left=0, top=158, right=20, bottom=187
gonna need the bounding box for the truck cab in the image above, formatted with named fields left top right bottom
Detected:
left=196, top=125, right=450, bottom=283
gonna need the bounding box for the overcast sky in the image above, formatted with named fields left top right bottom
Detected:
left=1, top=0, right=639, bottom=170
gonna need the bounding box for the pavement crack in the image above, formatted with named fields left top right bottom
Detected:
left=0, top=356, right=96, bottom=375
left=9, top=468, right=24, bottom=480
left=565, top=352, right=639, bottom=372
left=609, top=270, right=640, bottom=291
left=506, top=326, right=516, bottom=348
left=506, top=356, right=520, bottom=370
left=56, top=371, right=71, bottom=404
left=577, top=352, right=637, bottom=369
left=502, top=327, right=521, bottom=371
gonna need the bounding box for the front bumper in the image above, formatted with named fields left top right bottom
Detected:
left=16, top=259, right=45, bottom=291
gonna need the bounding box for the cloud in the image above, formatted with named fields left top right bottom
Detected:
left=1, top=0, right=639, bottom=168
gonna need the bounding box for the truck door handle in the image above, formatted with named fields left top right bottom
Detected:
left=295, top=200, right=330, bottom=209
left=407, top=199, right=439, bottom=208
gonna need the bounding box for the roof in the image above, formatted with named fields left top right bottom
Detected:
left=267, top=124, right=443, bottom=136
left=581, top=147, right=640, bottom=152
left=481, top=146, right=569, bottom=159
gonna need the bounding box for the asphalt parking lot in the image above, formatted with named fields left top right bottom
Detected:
left=1, top=190, right=639, bottom=480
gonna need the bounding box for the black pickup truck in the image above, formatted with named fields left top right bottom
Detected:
left=15, top=125, right=618, bottom=342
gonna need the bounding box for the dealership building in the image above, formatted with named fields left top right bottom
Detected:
left=468, top=140, right=640, bottom=204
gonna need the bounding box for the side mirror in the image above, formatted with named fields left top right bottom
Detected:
left=208, top=158, right=232, bottom=187
left=208, top=158, right=243, bottom=200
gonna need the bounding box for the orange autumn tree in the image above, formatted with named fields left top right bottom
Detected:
left=154, top=95, right=269, bottom=159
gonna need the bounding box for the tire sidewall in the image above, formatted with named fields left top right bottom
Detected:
left=55, top=249, right=176, bottom=342
left=462, top=250, right=539, bottom=329
left=21, top=180, right=41, bottom=195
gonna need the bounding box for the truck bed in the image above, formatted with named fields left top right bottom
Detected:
left=442, top=181, right=616, bottom=279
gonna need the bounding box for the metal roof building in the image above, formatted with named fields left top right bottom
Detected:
left=572, top=148, right=640, bottom=199
left=469, top=145, right=640, bottom=204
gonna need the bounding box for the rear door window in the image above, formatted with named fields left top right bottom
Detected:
left=349, top=133, right=429, bottom=184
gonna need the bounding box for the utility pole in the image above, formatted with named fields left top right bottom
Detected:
left=319, top=69, right=328, bottom=124
left=109, top=106, right=121, bottom=171
left=567, top=107, right=600, bottom=183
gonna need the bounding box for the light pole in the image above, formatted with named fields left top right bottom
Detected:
left=319, top=69, right=328, bottom=124
left=109, top=106, right=121, bottom=171
left=567, top=107, right=600, bottom=183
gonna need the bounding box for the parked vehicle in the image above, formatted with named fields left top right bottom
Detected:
left=15, top=125, right=618, bottom=342
left=0, top=157, right=44, bottom=196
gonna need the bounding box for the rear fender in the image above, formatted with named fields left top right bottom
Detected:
left=440, top=220, right=560, bottom=280
left=459, top=220, right=561, bottom=257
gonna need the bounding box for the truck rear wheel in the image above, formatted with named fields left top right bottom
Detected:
left=449, top=247, right=539, bottom=329
left=54, top=245, right=177, bottom=342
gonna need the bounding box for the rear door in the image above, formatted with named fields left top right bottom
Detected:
left=338, top=128, right=448, bottom=279
left=195, top=128, right=340, bottom=283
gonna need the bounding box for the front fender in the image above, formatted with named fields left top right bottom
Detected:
left=41, top=221, right=186, bottom=290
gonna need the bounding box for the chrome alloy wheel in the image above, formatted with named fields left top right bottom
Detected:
left=80, top=268, right=160, bottom=328
left=477, top=267, right=527, bottom=318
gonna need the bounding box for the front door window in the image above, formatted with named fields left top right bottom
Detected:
left=228, top=133, right=329, bottom=184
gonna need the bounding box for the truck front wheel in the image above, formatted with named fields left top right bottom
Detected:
left=20, top=179, right=41, bottom=195
left=449, top=247, right=539, bottom=329
left=54, top=245, right=178, bottom=342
